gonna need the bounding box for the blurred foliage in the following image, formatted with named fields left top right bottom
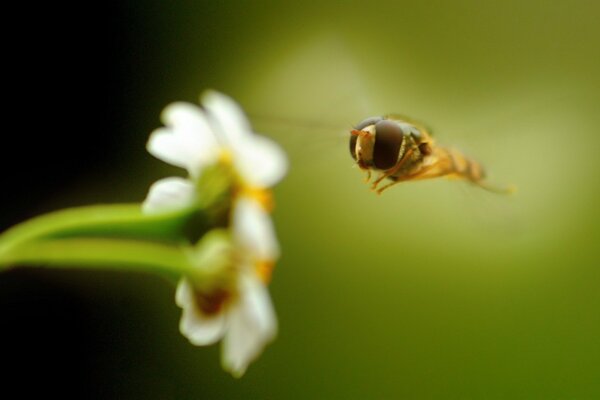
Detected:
left=2, top=0, right=600, bottom=398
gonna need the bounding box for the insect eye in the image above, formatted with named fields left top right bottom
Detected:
left=373, top=120, right=405, bottom=169
left=354, top=116, right=384, bottom=131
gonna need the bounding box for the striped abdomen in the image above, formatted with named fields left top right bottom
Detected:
left=436, top=147, right=486, bottom=183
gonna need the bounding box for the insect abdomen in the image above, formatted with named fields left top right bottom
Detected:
left=443, top=148, right=486, bottom=183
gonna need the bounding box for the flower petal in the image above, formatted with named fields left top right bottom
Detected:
left=147, top=128, right=203, bottom=174
left=232, top=197, right=280, bottom=261
left=148, top=102, right=219, bottom=177
left=176, top=279, right=226, bottom=346
left=142, top=177, right=196, bottom=214
left=199, top=91, right=288, bottom=187
left=221, top=273, right=277, bottom=377
left=201, top=90, right=252, bottom=145
left=161, top=102, right=218, bottom=151
left=234, top=135, right=288, bottom=188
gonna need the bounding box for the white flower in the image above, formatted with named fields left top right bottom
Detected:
left=142, top=90, right=286, bottom=376
left=174, top=197, right=280, bottom=377
left=143, top=91, right=287, bottom=215
left=176, top=267, right=277, bottom=377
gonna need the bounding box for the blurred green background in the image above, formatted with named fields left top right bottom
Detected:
left=2, top=0, right=599, bottom=398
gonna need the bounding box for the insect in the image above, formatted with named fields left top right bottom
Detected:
left=350, top=115, right=514, bottom=194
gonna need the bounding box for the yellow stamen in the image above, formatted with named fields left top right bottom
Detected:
left=218, top=149, right=274, bottom=211
left=239, top=186, right=274, bottom=212
left=255, top=260, right=275, bottom=284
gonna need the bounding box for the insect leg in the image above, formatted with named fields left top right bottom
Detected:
left=370, top=149, right=414, bottom=191
left=374, top=178, right=402, bottom=194
left=375, top=161, right=448, bottom=194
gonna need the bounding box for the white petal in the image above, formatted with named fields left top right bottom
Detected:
left=221, top=273, right=277, bottom=377
left=176, top=279, right=226, bottom=346
left=199, top=91, right=288, bottom=187
left=201, top=90, right=252, bottom=145
left=142, top=177, right=196, bottom=214
left=147, top=128, right=207, bottom=175
left=148, top=102, right=219, bottom=177
left=234, top=135, right=288, bottom=188
left=161, top=102, right=219, bottom=152
left=232, top=197, right=280, bottom=261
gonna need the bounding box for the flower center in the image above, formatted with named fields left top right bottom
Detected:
left=218, top=149, right=233, bottom=166
left=216, top=149, right=274, bottom=212
left=194, top=287, right=234, bottom=316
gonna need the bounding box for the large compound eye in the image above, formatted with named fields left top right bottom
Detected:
left=354, top=116, right=383, bottom=130
left=373, top=120, right=405, bottom=169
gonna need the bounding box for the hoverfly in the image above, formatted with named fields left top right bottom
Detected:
left=350, top=115, right=514, bottom=194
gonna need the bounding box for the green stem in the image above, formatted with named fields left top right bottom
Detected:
left=0, top=237, right=195, bottom=281
left=0, top=203, right=203, bottom=257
